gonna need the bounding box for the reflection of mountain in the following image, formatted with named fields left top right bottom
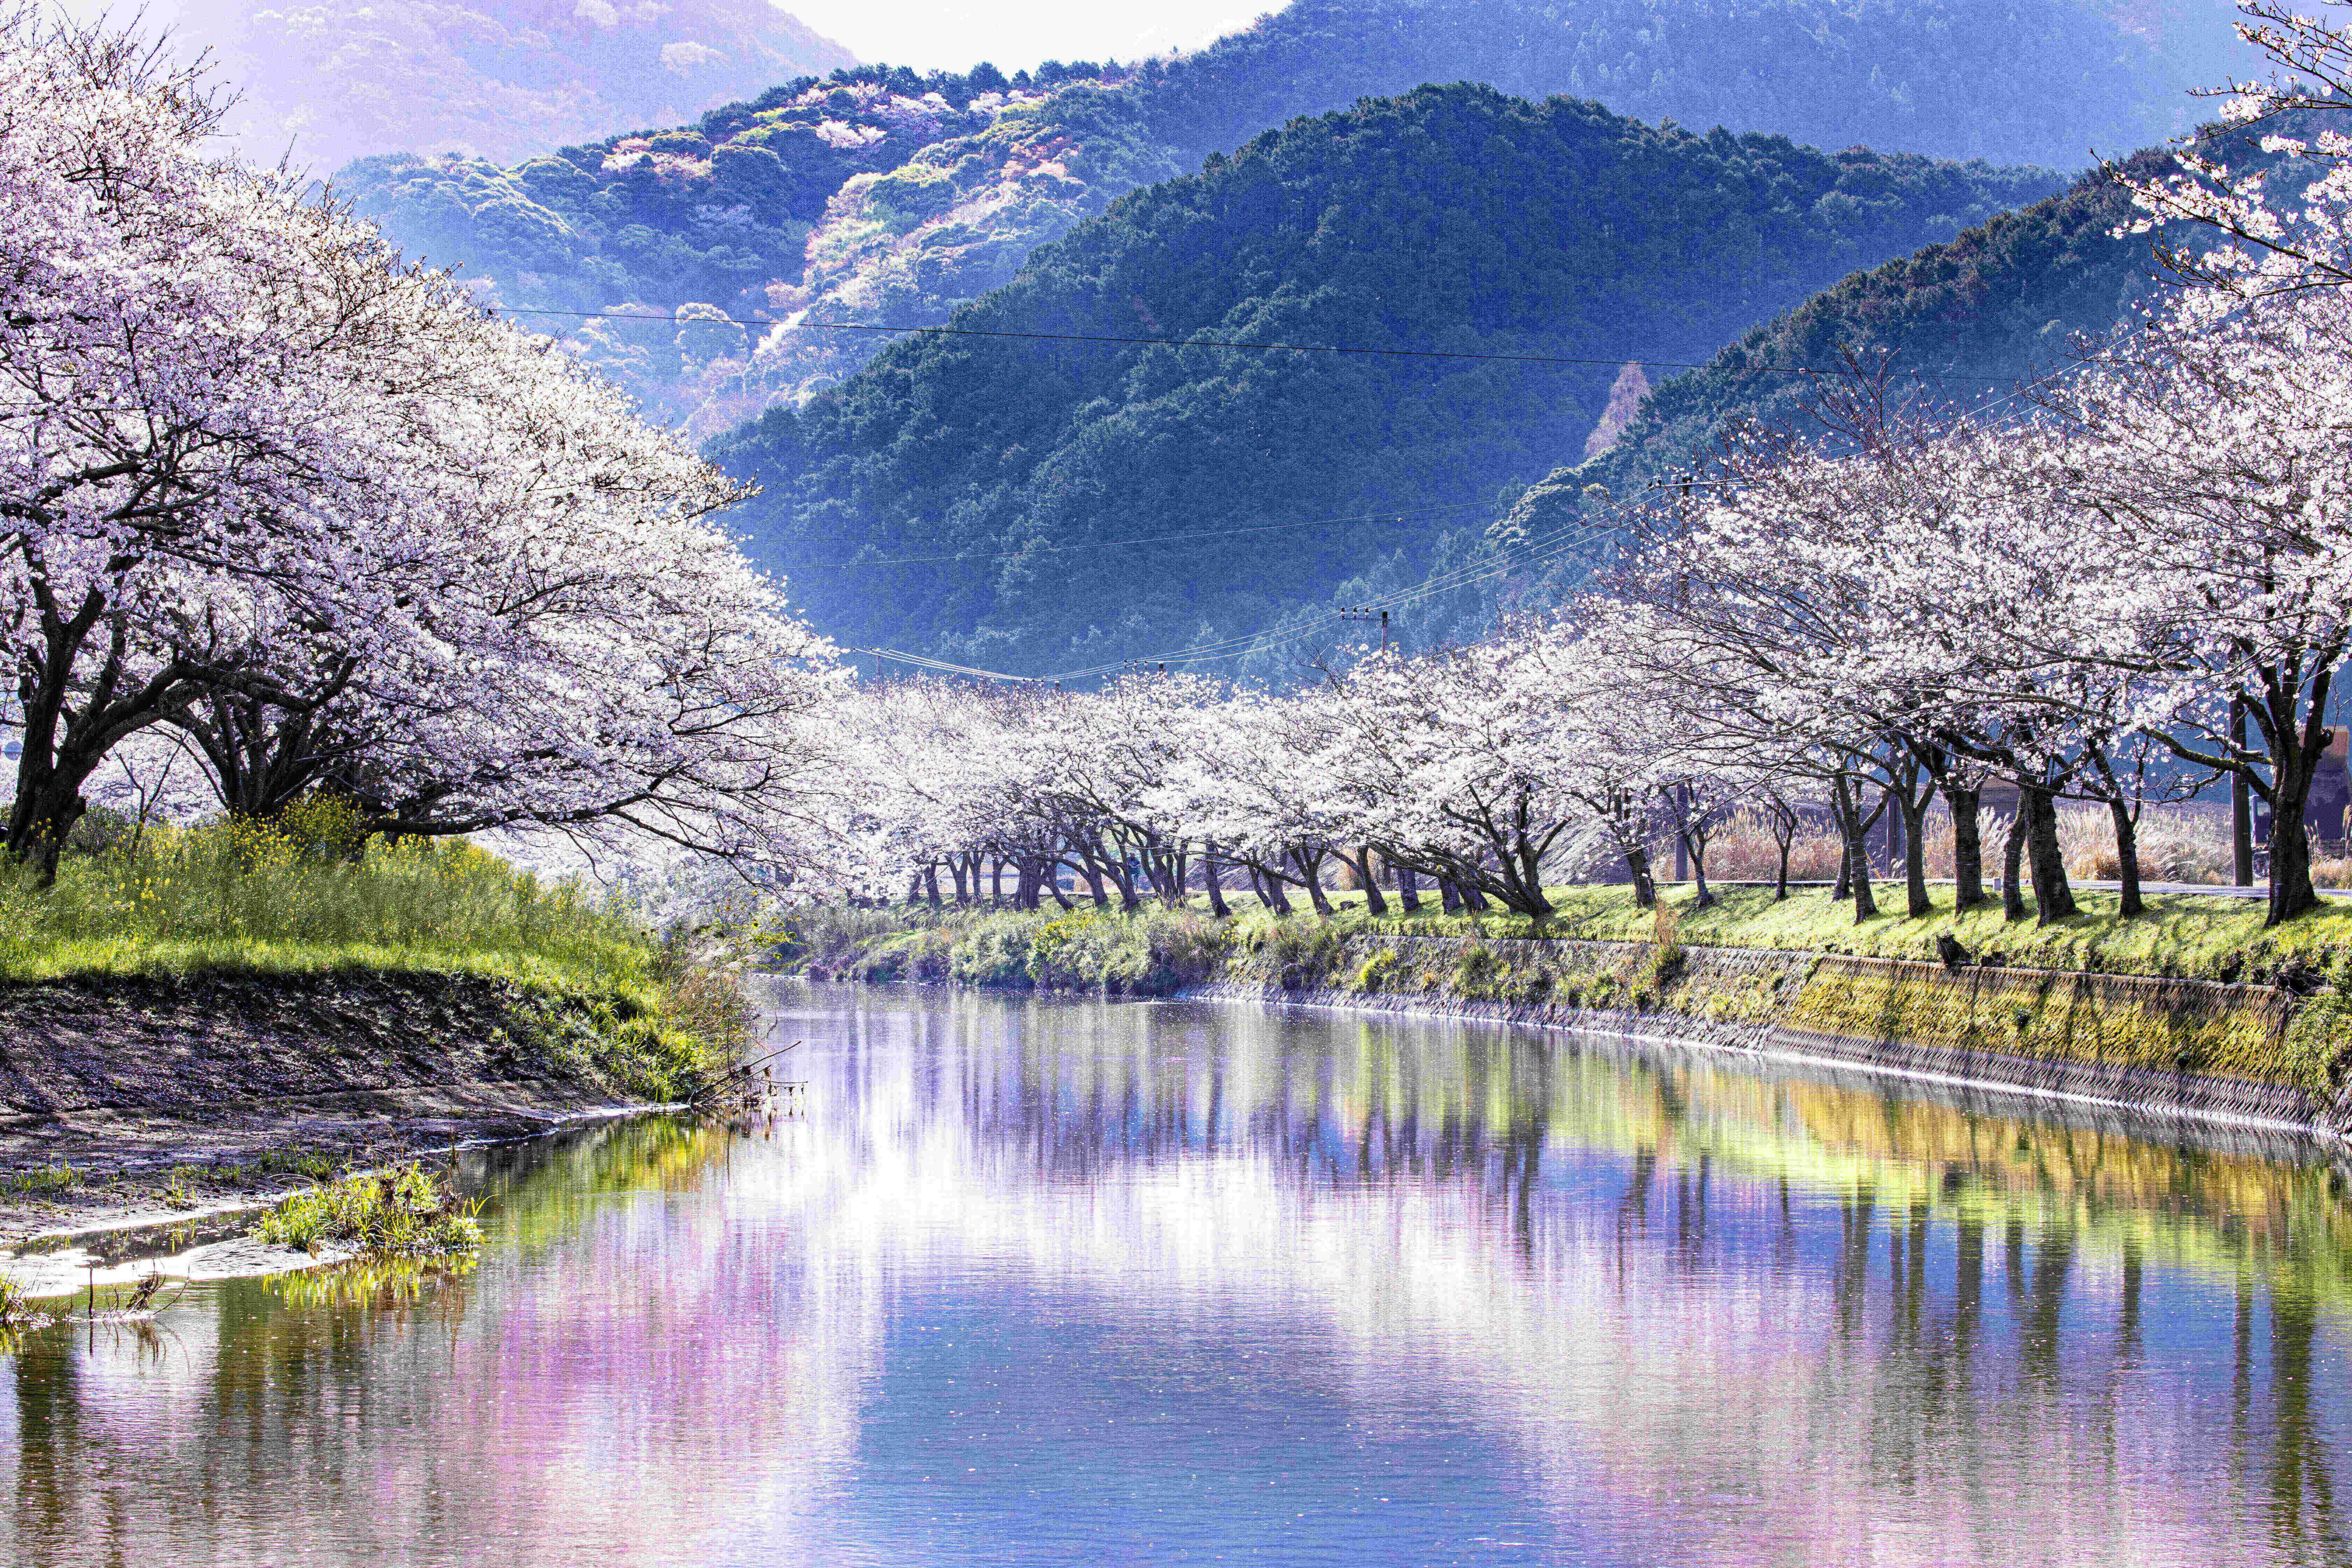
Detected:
left=171, top=0, right=855, bottom=171
left=3, top=989, right=2347, bottom=1564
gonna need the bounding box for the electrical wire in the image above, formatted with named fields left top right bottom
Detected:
left=790, top=498, right=1492, bottom=568
left=827, top=359, right=2088, bottom=685
left=498, top=303, right=2027, bottom=385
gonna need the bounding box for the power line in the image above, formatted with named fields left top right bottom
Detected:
left=790, top=499, right=1490, bottom=569
left=497, top=304, right=2027, bottom=385
left=1047, top=511, right=1638, bottom=681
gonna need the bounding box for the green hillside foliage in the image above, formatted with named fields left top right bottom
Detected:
left=334, top=0, right=2242, bottom=427
left=1447, top=131, right=2303, bottom=649
left=711, top=84, right=2061, bottom=673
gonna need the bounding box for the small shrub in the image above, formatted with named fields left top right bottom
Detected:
left=1353, top=948, right=1399, bottom=994
left=1454, top=943, right=1503, bottom=997
left=275, top=794, right=370, bottom=860
left=253, top=1163, right=483, bottom=1258
left=0, top=1272, right=48, bottom=1326
left=159, top=1164, right=203, bottom=1210
left=64, top=805, right=135, bottom=859
left=4, top=1163, right=75, bottom=1195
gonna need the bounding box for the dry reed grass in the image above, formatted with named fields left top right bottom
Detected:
left=1671, top=800, right=2245, bottom=888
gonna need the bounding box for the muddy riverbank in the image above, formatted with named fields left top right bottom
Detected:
left=0, top=970, right=671, bottom=1258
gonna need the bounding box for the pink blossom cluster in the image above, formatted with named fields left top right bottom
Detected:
left=0, top=10, right=846, bottom=881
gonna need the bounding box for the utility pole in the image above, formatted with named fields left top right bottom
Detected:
left=1337, top=607, right=1390, bottom=652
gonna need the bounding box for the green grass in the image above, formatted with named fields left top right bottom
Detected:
left=1186, top=882, right=2352, bottom=984
left=251, top=1163, right=484, bottom=1258
left=0, top=819, right=649, bottom=992
left=0, top=817, right=747, bottom=1102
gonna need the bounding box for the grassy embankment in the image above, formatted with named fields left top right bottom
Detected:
left=0, top=811, right=750, bottom=1100
left=779, top=883, right=2352, bottom=1102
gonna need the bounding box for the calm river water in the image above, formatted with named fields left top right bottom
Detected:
left=5, top=983, right=2352, bottom=1566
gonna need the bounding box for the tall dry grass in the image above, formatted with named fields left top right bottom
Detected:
left=1674, top=799, right=2245, bottom=888
left=0, top=813, right=648, bottom=984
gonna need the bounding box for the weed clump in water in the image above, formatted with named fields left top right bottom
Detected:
left=0, top=1271, right=50, bottom=1328
left=253, top=1164, right=483, bottom=1259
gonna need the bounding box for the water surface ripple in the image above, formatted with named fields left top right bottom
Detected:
left=6, top=984, right=2350, bottom=1566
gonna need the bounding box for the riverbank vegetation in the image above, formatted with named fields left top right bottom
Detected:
left=788, top=882, right=2352, bottom=993
left=252, top=1163, right=483, bottom=1259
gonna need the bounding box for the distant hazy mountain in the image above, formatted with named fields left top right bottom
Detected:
left=171, top=0, right=855, bottom=171
left=334, top=0, right=2251, bottom=433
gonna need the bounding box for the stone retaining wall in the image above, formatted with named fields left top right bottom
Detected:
left=1198, top=932, right=2348, bottom=1139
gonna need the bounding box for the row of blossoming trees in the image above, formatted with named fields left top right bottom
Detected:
left=835, top=5, right=2352, bottom=932
left=0, top=13, right=845, bottom=883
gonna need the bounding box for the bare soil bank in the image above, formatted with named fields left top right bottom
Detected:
left=0, top=971, right=659, bottom=1246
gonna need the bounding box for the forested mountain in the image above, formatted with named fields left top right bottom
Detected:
left=1437, top=136, right=2269, bottom=648
left=709, top=84, right=2064, bottom=673
left=170, top=0, right=854, bottom=172
left=336, top=0, right=2245, bottom=429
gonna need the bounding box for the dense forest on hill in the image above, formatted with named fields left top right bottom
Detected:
left=335, top=0, right=2242, bottom=428
left=710, top=84, right=2064, bottom=673
left=1420, top=131, right=2298, bottom=653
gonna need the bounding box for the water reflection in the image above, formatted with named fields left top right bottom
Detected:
left=2, top=985, right=2348, bottom=1566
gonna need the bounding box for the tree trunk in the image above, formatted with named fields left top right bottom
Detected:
left=1949, top=788, right=1985, bottom=909
left=1882, top=790, right=1903, bottom=880
left=1203, top=843, right=1231, bottom=918
left=2021, top=786, right=2078, bottom=925
left=924, top=864, right=943, bottom=909
left=1294, top=849, right=1337, bottom=916
left=1833, top=776, right=1877, bottom=921
left=2107, top=798, right=2146, bottom=918
left=2267, top=760, right=2324, bottom=926
left=1774, top=833, right=1792, bottom=902
left=2231, top=694, right=2255, bottom=888
left=1624, top=846, right=1656, bottom=910
left=1438, top=877, right=1462, bottom=915
left=1832, top=835, right=1851, bottom=903
left=1458, top=880, right=1491, bottom=913
left=1393, top=861, right=1422, bottom=913
left=2002, top=809, right=2028, bottom=921
left=1898, top=791, right=1931, bottom=918
left=1253, top=866, right=1293, bottom=915
left=1673, top=782, right=1689, bottom=884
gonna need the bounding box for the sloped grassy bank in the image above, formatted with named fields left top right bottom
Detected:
left=0, top=818, right=755, bottom=1240
left=779, top=887, right=2352, bottom=1136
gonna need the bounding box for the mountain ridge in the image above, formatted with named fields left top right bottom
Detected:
left=332, top=0, right=2249, bottom=428
left=710, top=83, right=2066, bottom=673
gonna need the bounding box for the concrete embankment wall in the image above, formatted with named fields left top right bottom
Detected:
left=1193, top=932, right=2347, bottom=1138
left=0, top=971, right=641, bottom=1127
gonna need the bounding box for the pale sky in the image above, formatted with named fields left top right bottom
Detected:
left=48, top=1, right=1274, bottom=75
left=782, top=0, right=1268, bottom=72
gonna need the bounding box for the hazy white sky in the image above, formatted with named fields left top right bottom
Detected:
left=783, top=0, right=1268, bottom=71
left=50, top=1, right=1274, bottom=75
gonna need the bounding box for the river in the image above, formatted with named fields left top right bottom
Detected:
left=4, top=982, right=2349, bottom=1566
